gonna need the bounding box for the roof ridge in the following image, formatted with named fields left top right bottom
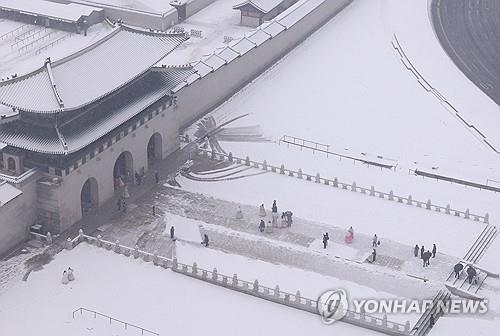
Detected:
left=45, top=58, right=65, bottom=110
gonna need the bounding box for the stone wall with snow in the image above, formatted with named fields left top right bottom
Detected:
left=172, top=0, right=353, bottom=129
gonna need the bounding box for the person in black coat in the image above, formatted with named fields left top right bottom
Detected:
left=272, top=200, right=278, bottom=214
left=170, top=226, right=175, bottom=239
left=466, top=266, right=477, bottom=284
left=423, top=251, right=432, bottom=267
left=453, top=263, right=463, bottom=278
left=372, top=248, right=377, bottom=262
left=322, top=233, right=329, bottom=249
left=429, top=314, right=435, bottom=328
left=201, top=234, right=209, bottom=247
left=414, top=244, right=419, bottom=257
left=259, top=220, right=265, bottom=233
left=420, top=245, right=425, bottom=259
left=432, top=244, right=437, bottom=258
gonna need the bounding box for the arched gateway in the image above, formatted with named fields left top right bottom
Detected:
left=81, top=177, right=98, bottom=216
left=113, top=151, right=134, bottom=189
left=147, top=132, right=163, bottom=168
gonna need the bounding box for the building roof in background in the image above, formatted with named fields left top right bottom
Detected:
left=232, top=0, right=285, bottom=13
left=0, top=22, right=188, bottom=114
left=0, top=0, right=103, bottom=23
left=0, top=181, right=22, bottom=206
left=0, top=67, right=195, bottom=155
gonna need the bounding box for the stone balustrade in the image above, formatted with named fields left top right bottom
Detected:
left=64, top=232, right=410, bottom=335
left=197, top=149, right=489, bottom=224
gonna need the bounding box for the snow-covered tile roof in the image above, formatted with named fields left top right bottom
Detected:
left=0, top=181, right=23, bottom=206
left=275, top=0, right=323, bottom=28
left=247, top=29, right=271, bottom=46
left=0, top=69, right=194, bottom=155
left=217, top=47, right=240, bottom=63
left=232, top=0, right=285, bottom=14
left=202, top=54, right=227, bottom=71
left=260, top=21, right=286, bottom=37
left=0, top=23, right=188, bottom=114
left=230, top=37, right=257, bottom=54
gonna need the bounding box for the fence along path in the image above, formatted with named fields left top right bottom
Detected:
left=196, top=149, right=490, bottom=224
left=279, top=135, right=397, bottom=169
left=72, top=307, right=159, bottom=335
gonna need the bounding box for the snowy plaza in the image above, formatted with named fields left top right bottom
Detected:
left=1, top=0, right=500, bottom=335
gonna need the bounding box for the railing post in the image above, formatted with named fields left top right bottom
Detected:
left=65, top=238, right=73, bottom=250
left=232, top=273, right=238, bottom=286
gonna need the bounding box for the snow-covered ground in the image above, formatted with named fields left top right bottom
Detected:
left=0, top=243, right=377, bottom=336
left=176, top=171, right=483, bottom=259
left=192, top=0, right=500, bottom=183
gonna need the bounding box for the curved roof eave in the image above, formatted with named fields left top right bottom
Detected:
left=0, top=20, right=189, bottom=114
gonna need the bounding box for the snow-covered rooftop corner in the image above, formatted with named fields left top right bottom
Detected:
left=0, top=181, right=22, bottom=206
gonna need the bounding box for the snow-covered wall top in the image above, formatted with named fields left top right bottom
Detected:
left=171, top=0, right=325, bottom=94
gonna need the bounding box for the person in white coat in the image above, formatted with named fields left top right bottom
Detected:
left=62, top=271, right=69, bottom=285
left=68, top=267, right=75, bottom=281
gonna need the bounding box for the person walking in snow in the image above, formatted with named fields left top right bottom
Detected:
left=68, top=267, right=75, bottom=282
left=453, top=263, right=463, bottom=278
left=201, top=234, right=209, bottom=247
left=322, top=233, right=329, bottom=249
left=372, top=234, right=378, bottom=247
left=425, top=251, right=431, bottom=266
left=432, top=244, right=437, bottom=258
left=372, top=248, right=377, bottom=262
left=414, top=244, right=419, bottom=257
left=259, top=220, right=265, bottom=233
left=420, top=245, right=425, bottom=259
left=272, top=200, right=278, bottom=214
left=280, top=212, right=287, bottom=227
left=62, top=270, right=69, bottom=285
left=466, top=266, right=477, bottom=284
left=170, top=226, right=175, bottom=240
left=348, top=226, right=354, bottom=238
left=423, top=251, right=432, bottom=267
left=429, top=314, right=435, bottom=329
left=236, top=206, right=243, bottom=220
left=259, top=204, right=266, bottom=217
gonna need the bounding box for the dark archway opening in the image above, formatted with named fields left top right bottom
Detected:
left=81, top=177, right=98, bottom=216
left=147, top=133, right=163, bottom=168
left=113, top=151, right=133, bottom=190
